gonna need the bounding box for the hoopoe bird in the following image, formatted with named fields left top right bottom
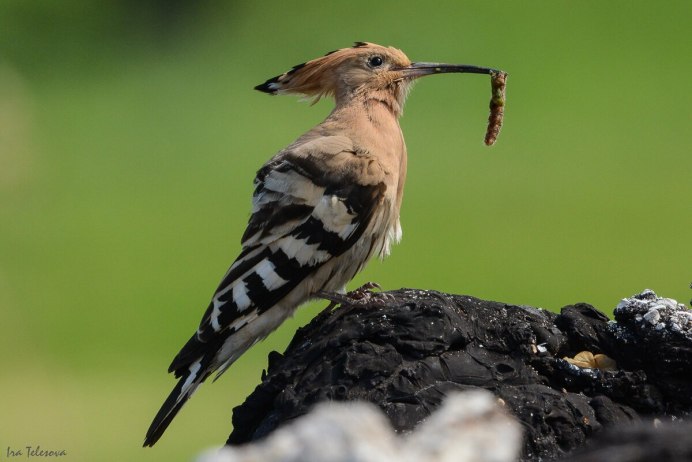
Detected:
left=144, top=42, right=500, bottom=446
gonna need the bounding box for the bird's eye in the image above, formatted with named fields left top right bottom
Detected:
left=368, top=56, right=384, bottom=68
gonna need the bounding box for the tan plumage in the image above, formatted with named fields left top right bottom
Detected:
left=144, top=42, right=500, bottom=447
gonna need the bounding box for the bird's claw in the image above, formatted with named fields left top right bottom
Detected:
left=349, top=281, right=382, bottom=300
left=317, top=282, right=392, bottom=307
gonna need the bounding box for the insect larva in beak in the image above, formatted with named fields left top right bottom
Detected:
left=485, top=71, right=507, bottom=146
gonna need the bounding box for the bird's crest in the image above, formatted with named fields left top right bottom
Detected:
left=254, top=42, right=410, bottom=103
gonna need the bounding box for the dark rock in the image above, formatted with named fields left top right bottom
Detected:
left=227, top=289, right=692, bottom=461
left=561, top=421, right=692, bottom=462
left=608, top=290, right=692, bottom=410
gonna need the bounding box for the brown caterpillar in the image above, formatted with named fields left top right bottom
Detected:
left=485, top=71, right=507, bottom=146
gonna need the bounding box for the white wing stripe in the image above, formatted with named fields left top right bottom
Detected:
left=276, top=235, right=331, bottom=266
left=178, top=360, right=202, bottom=404
left=262, top=170, right=324, bottom=203
left=232, top=281, right=252, bottom=312
left=313, top=195, right=358, bottom=239
left=255, top=259, right=289, bottom=291
left=210, top=299, right=223, bottom=332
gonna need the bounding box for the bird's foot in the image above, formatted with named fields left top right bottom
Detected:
left=317, top=282, right=393, bottom=307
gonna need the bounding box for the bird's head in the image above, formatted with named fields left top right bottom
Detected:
left=255, top=42, right=500, bottom=115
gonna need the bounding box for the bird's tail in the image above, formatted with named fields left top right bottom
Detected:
left=143, top=358, right=206, bottom=447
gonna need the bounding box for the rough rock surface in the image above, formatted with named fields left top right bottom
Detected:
left=227, top=289, right=691, bottom=461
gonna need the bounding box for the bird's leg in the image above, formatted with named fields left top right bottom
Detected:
left=317, top=282, right=393, bottom=307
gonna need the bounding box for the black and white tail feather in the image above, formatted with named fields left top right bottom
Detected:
left=143, top=137, right=389, bottom=447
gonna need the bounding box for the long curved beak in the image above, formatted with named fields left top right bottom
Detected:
left=398, top=62, right=502, bottom=79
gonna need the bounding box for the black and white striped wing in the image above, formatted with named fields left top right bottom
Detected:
left=168, top=148, right=385, bottom=374
left=144, top=140, right=387, bottom=447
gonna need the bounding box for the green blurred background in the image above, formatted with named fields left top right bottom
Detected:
left=1, top=0, right=690, bottom=460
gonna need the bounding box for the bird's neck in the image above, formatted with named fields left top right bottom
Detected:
left=363, top=90, right=403, bottom=119
left=323, top=91, right=408, bottom=229
left=326, top=95, right=403, bottom=148
left=328, top=90, right=402, bottom=134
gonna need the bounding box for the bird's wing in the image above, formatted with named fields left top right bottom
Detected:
left=168, top=136, right=387, bottom=374
left=145, top=136, right=389, bottom=447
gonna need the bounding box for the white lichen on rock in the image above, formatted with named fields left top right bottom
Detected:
left=613, top=289, right=691, bottom=339
left=197, top=391, right=522, bottom=462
